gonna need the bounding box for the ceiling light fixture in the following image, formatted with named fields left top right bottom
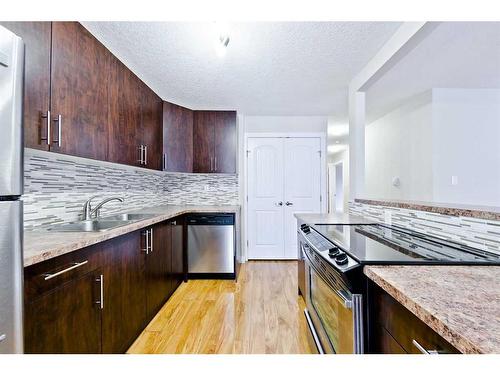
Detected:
left=214, top=22, right=230, bottom=57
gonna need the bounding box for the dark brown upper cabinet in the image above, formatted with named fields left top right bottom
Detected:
left=108, top=54, right=162, bottom=170
left=0, top=22, right=52, bottom=150
left=193, top=111, right=216, bottom=173
left=162, top=102, right=193, bottom=172
left=140, top=81, right=163, bottom=171
left=193, top=110, right=236, bottom=173
left=107, top=56, right=143, bottom=167
left=214, top=111, right=237, bottom=173
left=50, top=22, right=110, bottom=160
left=3, top=21, right=163, bottom=170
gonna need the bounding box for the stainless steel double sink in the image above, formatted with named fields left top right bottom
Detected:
left=48, top=213, right=156, bottom=232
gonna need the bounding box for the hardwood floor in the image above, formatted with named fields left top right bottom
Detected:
left=127, top=261, right=315, bottom=354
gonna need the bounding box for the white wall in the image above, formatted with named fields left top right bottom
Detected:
left=432, top=89, right=500, bottom=206
left=365, top=88, right=500, bottom=207
left=365, top=91, right=434, bottom=201
left=244, top=116, right=328, bottom=133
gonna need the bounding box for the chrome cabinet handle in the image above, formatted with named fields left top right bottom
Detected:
left=141, top=229, right=149, bottom=254
left=276, top=201, right=283, bottom=206
left=163, top=153, right=167, bottom=171
left=96, top=274, right=104, bottom=309
left=52, top=114, right=62, bottom=147
left=43, top=260, right=88, bottom=281
left=0, top=333, right=6, bottom=343
left=412, top=339, right=440, bottom=354
left=40, top=110, right=51, bottom=145
left=144, top=145, right=148, bottom=165
left=210, top=157, right=214, bottom=172
left=149, top=227, right=153, bottom=253
left=286, top=201, right=293, bottom=206
left=214, top=156, right=217, bottom=172
left=138, top=145, right=143, bottom=164
left=171, top=221, right=176, bottom=225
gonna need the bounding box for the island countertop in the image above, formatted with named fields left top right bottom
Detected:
left=364, top=265, right=500, bottom=354
left=24, top=204, right=240, bottom=267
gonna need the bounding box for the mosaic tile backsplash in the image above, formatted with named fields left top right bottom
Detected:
left=349, top=201, right=500, bottom=255
left=23, top=148, right=239, bottom=229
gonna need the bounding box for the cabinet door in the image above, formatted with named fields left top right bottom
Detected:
left=101, top=232, right=147, bottom=353
left=24, top=271, right=102, bottom=354
left=107, top=57, right=143, bottom=167
left=193, top=111, right=215, bottom=173
left=214, top=111, right=237, bottom=173
left=162, top=102, right=193, bottom=172
left=141, top=83, right=163, bottom=170
left=171, top=218, right=184, bottom=292
left=0, top=22, right=51, bottom=150
left=50, top=22, right=109, bottom=160
left=146, top=222, right=172, bottom=320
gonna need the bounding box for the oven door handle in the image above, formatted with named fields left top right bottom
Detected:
left=336, top=289, right=353, bottom=309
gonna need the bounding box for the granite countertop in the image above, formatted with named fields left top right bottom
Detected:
left=364, top=265, right=500, bottom=354
left=24, top=204, right=240, bottom=267
left=294, top=212, right=375, bottom=225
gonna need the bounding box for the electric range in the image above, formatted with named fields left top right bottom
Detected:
left=298, top=222, right=500, bottom=354
left=302, top=223, right=500, bottom=272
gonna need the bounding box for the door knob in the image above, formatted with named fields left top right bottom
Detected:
left=276, top=201, right=283, bottom=206
left=286, top=201, right=293, bottom=206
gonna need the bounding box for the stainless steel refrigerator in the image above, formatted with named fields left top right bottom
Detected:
left=0, top=25, right=24, bottom=354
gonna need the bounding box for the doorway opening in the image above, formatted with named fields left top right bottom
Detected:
left=328, top=161, right=344, bottom=213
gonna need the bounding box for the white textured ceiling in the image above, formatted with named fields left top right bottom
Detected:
left=82, top=22, right=401, bottom=117
left=366, top=22, right=500, bottom=123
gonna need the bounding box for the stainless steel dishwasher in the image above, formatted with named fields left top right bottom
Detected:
left=187, top=213, right=235, bottom=279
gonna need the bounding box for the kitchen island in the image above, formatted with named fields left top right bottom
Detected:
left=365, top=265, right=500, bottom=354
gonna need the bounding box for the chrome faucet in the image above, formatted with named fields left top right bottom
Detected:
left=82, top=196, right=124, bottom=220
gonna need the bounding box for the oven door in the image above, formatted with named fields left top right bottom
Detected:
left=302, top=243, right=363, bottom=354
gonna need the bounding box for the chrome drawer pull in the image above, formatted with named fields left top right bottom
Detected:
left=412, top=339, right=440, bottom=354
left=43, top=260, right=88, bottom=281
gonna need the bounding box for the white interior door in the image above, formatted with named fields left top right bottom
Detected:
left=247, top=137, right=285, bottom=259
left=283, top=138, right=322, bottom=258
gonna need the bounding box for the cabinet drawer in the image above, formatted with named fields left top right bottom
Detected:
left=372, top=324, right=407, bottom=354
left=371, top=282, right=459, bottom=354
left=24, top=244, right=102, bottom=302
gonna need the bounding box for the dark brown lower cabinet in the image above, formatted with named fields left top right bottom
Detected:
left=24, top=244, right=103, bottom=354
left=369, top=282, right=459, bottom=354
left=171, top=218, right=184, bottom=291
left=24, top=216, right=185, bottom=354
left=146, top=222, right=172, bottom=320
left=25, top=271, right=103, bottom=354
left=145, top=218, right=185, bottom=319
left=101, top=231, right=147, bottom=354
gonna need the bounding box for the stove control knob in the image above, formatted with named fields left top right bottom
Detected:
left=328, top=247, right=340, bottom=258
left=300, top=224, right=308, bottom=229
left=335, top=252, right=348, bottom=265
left=302, top=226, right=310, bottom=234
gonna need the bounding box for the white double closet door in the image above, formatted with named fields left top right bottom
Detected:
left=247, top=137, right=322, bottom=259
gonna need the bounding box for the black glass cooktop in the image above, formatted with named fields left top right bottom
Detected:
left=311, top=224, right=500, bottom=265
